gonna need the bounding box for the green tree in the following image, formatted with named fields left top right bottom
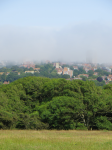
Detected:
left=40, top=96, right=83, bottom=130
left=88, top=70, right=94, bottom=77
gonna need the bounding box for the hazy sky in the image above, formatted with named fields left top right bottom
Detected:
left=0, top=0, right=112, bottom=63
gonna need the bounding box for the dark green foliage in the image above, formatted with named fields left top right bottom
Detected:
left=95, top=116, right=112, bottom=130
left=40, top=96, right=82, bottom=129
left=0, top=76, right=112, bottom=130
left=97, top=77, right=103, bottom=82
left=16, top=112, right=48, bottom=129
left=95, top=68, right=110, bottom=76
left=76, top=123, right=88, bottom=130
left=93, top=80, right=105, bottom=86
left=80, top=76, right=88, bottom=81
left=61, top=74, right=70, bottom=79
left=88, top=70, right=94, bottom=77
left=0, top=110, right=18, bottom=129
left=73, top=67, right=86, bottom=77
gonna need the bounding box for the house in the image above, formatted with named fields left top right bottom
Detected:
left=93, top=72, right=98, bottom=76
left=55, top=68, right=63, bottom=75
left=83, top=67, right=90, bottom=73
left=78, top=74, right=89, bottom=78
left=74, top=77, right=82, bottom=80
left=73, top=66, right=78, bottom=70
left=63, top=67, right=69, bottom=75
left=6, top=72, right=10, bottom=75
left=102, top=76, right=106, bottom=80
left=107, top=77, right=112, bottom=81
left=68, top=70, right=73, bottom=77
left=56, top=63, right=59, bottom=68
left=3, top=81, right=9, bottom=84
left=63, top=67, right=73, bottom=77
left=102, top=67, right=111, bottom=73
left=83, top=64, right=92, bottom=73
left=93, top=67, right=97, bottom=71
left=0, top=72, right=4, bottom=75
left=108, top=75, right=112, bottom=78
left=83, top=63, right=92, bottom=68
left=25, top=71, right=35, bottom=74
left=20, top=62, right=35, bottom=69
left=53, top=62, right=62, bottom=69
left=34, top=68, right=40, bottom=72
left=18, top=72, right=20, bottom=75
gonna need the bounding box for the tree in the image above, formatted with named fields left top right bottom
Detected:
left=93, top=80, right=105, bottom=86
left=40, top=96, right=83, bottom=130
left=80, top=76, right=88, bottom=81
left=79, top=81, right=105, bottom=130
left=62, top=74, right=70, bottom=79
left=88, top=70, right=94, bottom=77
left=97, top=77, right=103, bottom=82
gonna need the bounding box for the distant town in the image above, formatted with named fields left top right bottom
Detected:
left=0, top=60, right=112, bottom=86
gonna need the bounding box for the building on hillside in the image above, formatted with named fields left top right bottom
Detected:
left=6, top=72, right=10, bottom=75
left=63, top=67, right=69, bottom=74
left=21, top=64, right=28, bottom=68
left=3, top=81, right=9, bottom=84
left=78, top=74, right=89, bottom=78
left=102, top=67, right=111, bottom=73
left=53, top=62, right=62, bottom=69
left=107, top=75, right=112, bottom=81
left=83, top=63, right=92, bottom=68
left=102, top=76, right=106, bottom=80
left=20, top=61, right=35, bottom=69
left=107, top=77, right=112, bottom=81
left=73, top=66, right=78, bottom=70
left=25, top=71, right=35, bottom=74
left=108, top=75, right=112, bottom=78
left=83, top=64, right=92, bottom=73
left=0, top=72, right=4, bottom=75
left=74, top=77, right=82, bottom=80
left=55, top=68, right=63, bottom=75
left=93, top=72, right=98, bottom=76
left=63, top=67, right=73, bottom=78
left=93, top=67, right=97, bottom=71
left=83, top=67, right=91, bottom=73
left=56, top=63, right=59, bottom=68
left=68, top=70, right=73, bottom=77
left=34, top=68, right=40, bottom=72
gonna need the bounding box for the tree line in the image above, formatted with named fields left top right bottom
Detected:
left=0, top=76, right=112, bottom=130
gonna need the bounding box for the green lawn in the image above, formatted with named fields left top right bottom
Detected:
left=0, top=130, right=112, bottom=150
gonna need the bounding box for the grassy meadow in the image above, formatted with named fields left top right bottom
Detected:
left=0, top=130, right=112, bottom=150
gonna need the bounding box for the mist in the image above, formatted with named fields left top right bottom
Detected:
left=0, top=21, right=112, bottom=63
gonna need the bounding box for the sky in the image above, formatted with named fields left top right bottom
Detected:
left=0, top=0, right=112, bottom=63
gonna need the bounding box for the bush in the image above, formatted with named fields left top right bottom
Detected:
left=76, top=123, right=88, bottom=130
left=95, top=116, right=112, bottom=130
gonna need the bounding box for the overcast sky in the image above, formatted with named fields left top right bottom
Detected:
left=0, top=0, right=112, bottom=63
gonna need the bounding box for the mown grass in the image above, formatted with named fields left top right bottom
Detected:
left=0, top=130, right=112, bottom=150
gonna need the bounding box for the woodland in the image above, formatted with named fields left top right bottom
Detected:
left=0, top=76, right=112, bottom=130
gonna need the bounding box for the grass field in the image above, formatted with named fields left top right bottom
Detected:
left=0, top=130, right=112, bottom=150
